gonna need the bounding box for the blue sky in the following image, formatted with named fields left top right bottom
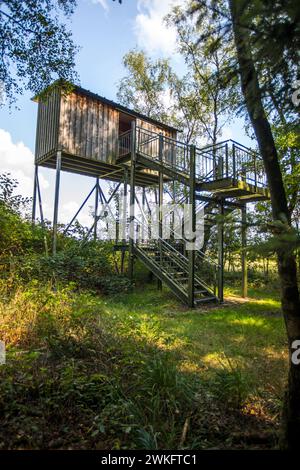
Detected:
left=0, top=0, right=250, bottom=227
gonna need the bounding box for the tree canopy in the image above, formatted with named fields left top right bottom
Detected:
left=0, top=0, right=78, bottom=105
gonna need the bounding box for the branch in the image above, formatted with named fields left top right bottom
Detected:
left=0, top=9, right=36, bottom=35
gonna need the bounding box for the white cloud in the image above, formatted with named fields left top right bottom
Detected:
left=62, top=200, right=80, bottom=215
left=92, top=0, right=109, bottom=12
left=0, top=129, right=49, bottom=198
left=134, top=0, right=185, bottom=56
left=61, top=200, right=93, bottom=228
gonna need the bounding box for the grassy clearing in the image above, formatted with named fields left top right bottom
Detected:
left=0, top=280, right=287, bottom=449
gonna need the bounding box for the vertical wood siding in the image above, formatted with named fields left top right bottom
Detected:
left=35, top=89, right=60, bottom=162
left=58, top=92, right=119, bottom=163
left=136, top=118, right=176, bottom=139
left=35, top=89, right=177, bottom=167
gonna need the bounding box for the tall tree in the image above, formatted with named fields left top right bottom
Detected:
left=167, top=5, right=239, bottom=146
left=0, top=0, right=78, bottom=105
left=117, top=50, right=173, bottom=123
left=189, top=0, right=300, bottom=448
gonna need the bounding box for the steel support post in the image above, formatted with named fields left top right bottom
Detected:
left=94, top=177, right=99, bottom=241
left=158, top=133, right=164, bottom=291
left=32, top=165, right=38, bottom=223
left=122, top=169, right=128, bottom=242
left=128, top=121, right=136, bottom=280
left=188, top=145, right=196, bottom=308
left=52, top=151, right=62, bottom=255
left=217, top=199, right=224, bottom=302
left=142, top=187, right=146, bottom=242
left=241, top=205, right=248, bottom=298
left=36, top=172, right=45, bottom=226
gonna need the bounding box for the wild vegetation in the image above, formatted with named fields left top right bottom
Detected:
left=0, top=174, right=287, bottom=449
left=0, top=0, right=299, bottom=452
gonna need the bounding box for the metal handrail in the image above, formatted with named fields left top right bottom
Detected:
left=117, top=127, right=268, bottom=189
left=118, top=129, right=131, bottom=157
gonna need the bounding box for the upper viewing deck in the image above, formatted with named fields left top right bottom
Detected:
left=118, top=126, right=270, bottom=202
left=34, top=85, right=269, bottom=202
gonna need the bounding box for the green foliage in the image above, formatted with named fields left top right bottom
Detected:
left=0, top=174, right=130, bottom=295
left=0, top=184, right=47, bottom=258
left=209, top=355, right=249, bottom=409
left=0, top=282, right=285, bottom=449
left=0, top=1, right=78, bottom=105
left=166, top=4, right=239, bottom=144
left=117, top=51, right=173, bottom=123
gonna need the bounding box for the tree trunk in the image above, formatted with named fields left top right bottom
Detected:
left=229, top=0, right=300, bottom=449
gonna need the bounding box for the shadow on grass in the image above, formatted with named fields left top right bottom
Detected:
left=0, top=283, right=285, bottom=450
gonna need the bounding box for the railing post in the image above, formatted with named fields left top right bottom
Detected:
left=232, top=143, right=236, bottom=180
left=241, top=205, right=248, bottom=298
left=188, top=145, right=196, bottom=308
left=217, top=199, right=224, bottom=303
left=225, top=142, right=229, bottom=178
left=52, top=150, right=61, bottom=255
left=158, top=133, right=164, bottom=290
left=128, top=121, right=136, bottom=281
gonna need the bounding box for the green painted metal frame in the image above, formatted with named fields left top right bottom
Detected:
left=33, top=122, right=260, bottom=306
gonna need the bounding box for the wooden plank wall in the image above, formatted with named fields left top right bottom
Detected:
left=35, top=89, right=176, bottom=168
left=58, top=92, right=119, bottom=163
left=136, top=118, right=176, bottom=139
left=35, top=89, right=60, bottom=162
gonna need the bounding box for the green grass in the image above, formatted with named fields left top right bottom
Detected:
left=0, top=280, right=287, bottom=449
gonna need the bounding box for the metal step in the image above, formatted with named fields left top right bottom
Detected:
left=195, top=296, right=217, bottom=304
left=134, top=241, right=218, bottom=307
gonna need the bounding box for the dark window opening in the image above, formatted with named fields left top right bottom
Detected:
left=119, top=112, right=135, bottom=135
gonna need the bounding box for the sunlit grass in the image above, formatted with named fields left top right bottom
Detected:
left=0, top=280, right=288, bottom=449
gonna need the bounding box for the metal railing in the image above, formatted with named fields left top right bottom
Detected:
left=117, top=128, right=268, bottom=189
left=118, top=130, right=131, bottom=157
left=195, top=139, right=267, bottom=188
left=195, top=250, right=219, bottom=297
left=118, top=126, right=190, bottom=174
left=134, top=217, right=219, bottom=298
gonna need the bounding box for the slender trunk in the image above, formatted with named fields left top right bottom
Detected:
left=229, top=0, right=300, bottom=449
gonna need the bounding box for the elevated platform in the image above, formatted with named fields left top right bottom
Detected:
left=36, top=126, right=270, bottom=205
left=33, top=87, right=261, bottom=308
left=199, top=177, right=270, bottom=202
left=37, top=150, right=160, bottom=187
left=118, top=128, right=270, bottom=203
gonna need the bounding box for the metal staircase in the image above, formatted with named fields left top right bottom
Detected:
left=117, top=124, right=269, bottom=307
left=134, top=238, right=219, bottom=305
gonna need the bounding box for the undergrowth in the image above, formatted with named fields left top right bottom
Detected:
left=0, top=281, right=285, bottom=449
